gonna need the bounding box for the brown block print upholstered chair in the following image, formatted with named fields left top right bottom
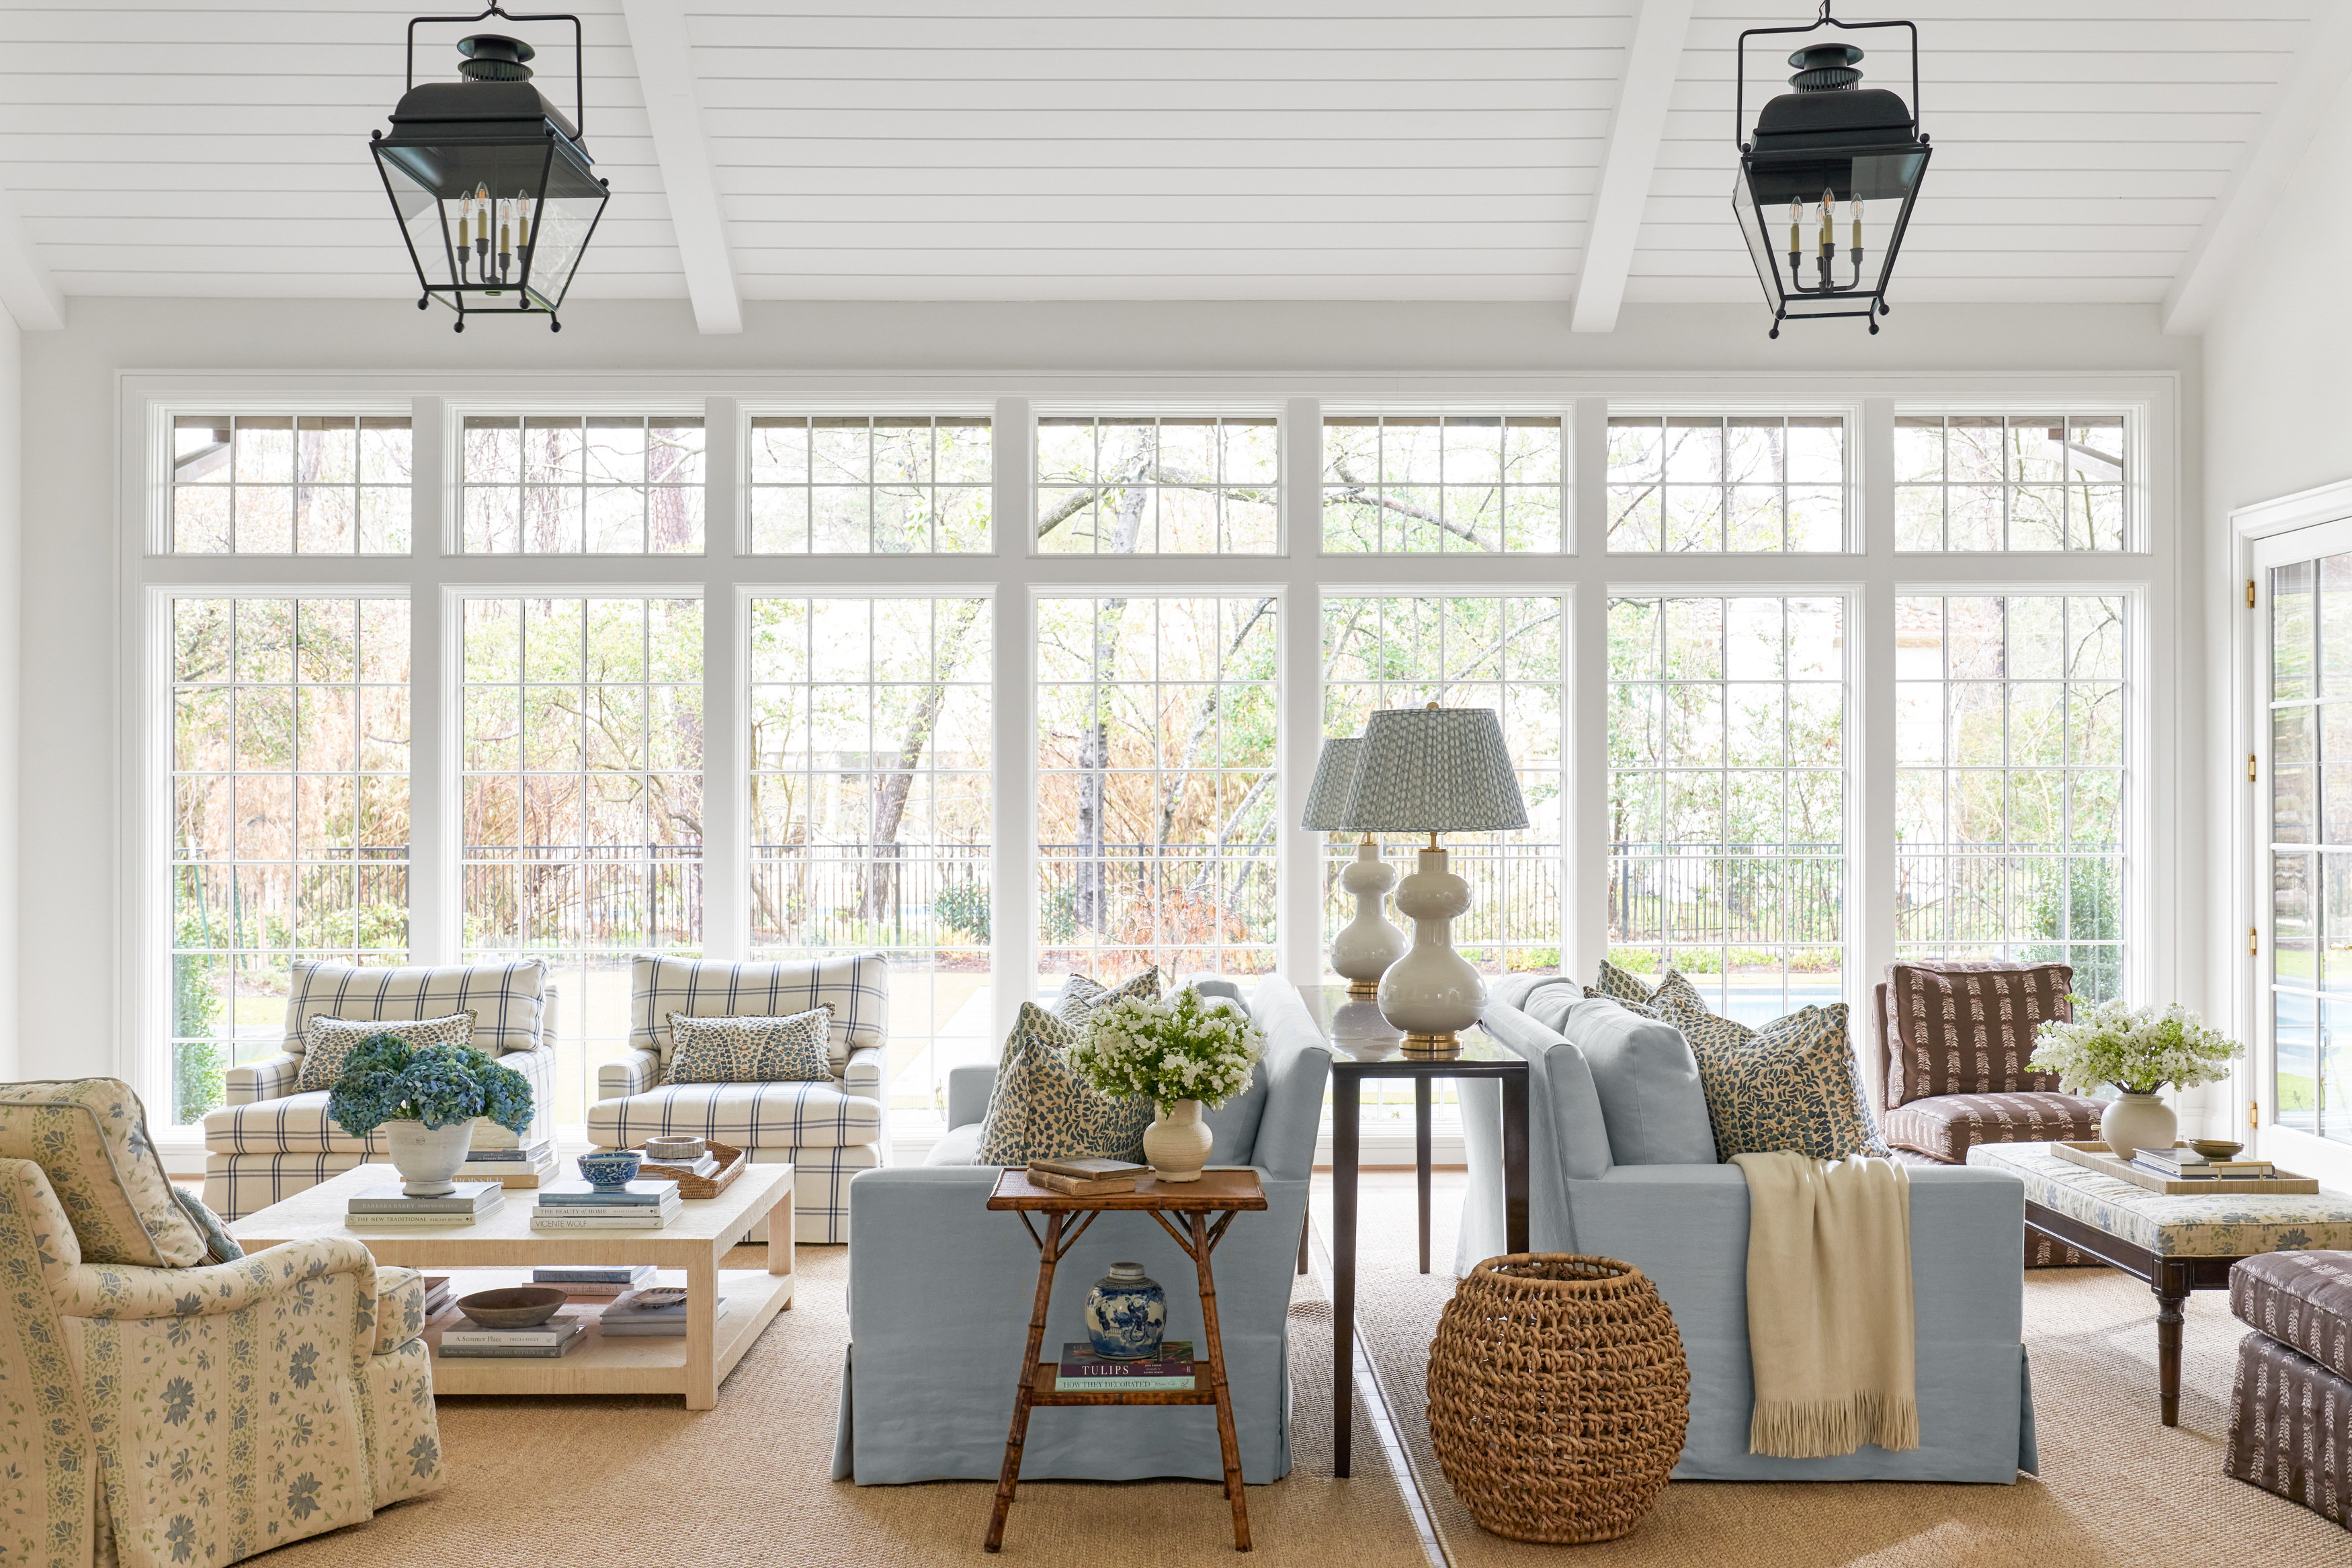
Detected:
left=1872, top=960, right=2104, bottom=1268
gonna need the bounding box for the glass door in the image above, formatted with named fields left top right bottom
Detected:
left=2261, top=523, right=2352, bottom=1158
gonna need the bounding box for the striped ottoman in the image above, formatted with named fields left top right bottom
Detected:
left=2227, top=1252, right=2352, bottom=1529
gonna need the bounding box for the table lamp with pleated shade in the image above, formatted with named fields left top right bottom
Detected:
left=1341, top=704, right=1528, bottom=1057
left=1302, top=734, right=1408, bottom=998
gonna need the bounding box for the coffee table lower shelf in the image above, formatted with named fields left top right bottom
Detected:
left=420, top=1266, right=794, bottom=1399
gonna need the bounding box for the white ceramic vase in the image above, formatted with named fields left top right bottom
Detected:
left=1331, top=841, right=1408, bottom=998
left=2101, top=1090, right=2177, bottom=1162
left=386, top=1118, right=474, bottom=1198
left=1376, top=844, right=1486, bottom=1055
left=1143, top=1099, right=1214, bottom=1183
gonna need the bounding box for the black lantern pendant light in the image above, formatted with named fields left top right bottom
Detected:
left=1733, top=1, right=1931, bottom=337
left=370, top=7, right=609, bottom=331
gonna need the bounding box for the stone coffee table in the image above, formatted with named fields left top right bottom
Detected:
left=228, top=1162, right=794, bottom=1409
left=1968, top=1141, right=2352, bottom=1425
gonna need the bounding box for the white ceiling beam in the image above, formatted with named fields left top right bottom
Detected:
left=1571, top=0, right=1694, bottom=334
left=2162, top=1, right=2352, bottom=336
left=0, top=184, right=62, bottom=331
left=618, top=0, right=741, bottom=335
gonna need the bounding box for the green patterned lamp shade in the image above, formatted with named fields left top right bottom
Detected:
left=1301, top=736, right=1366, bottom=830
left=1343, top=706, right=1529, bottom=834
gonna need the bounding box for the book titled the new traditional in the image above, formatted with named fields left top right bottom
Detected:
left=1055, top=1341, right=1197, bottom=1392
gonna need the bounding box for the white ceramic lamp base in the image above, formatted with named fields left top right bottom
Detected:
left=1376, top=845, right=1486, bottom=1059
left=1331, top=840, right=1408, bottom=998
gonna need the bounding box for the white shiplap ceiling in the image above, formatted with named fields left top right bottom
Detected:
left=0, top=0, right=2339, bottom=331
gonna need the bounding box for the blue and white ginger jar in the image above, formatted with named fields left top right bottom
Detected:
left=1083, top=1262, right=1168, bottom=1361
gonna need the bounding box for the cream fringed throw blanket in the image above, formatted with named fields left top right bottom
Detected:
left=1730, top=1150, right=1919, bottom=1458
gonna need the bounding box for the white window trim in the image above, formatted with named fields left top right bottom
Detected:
left=121, top=370, right=2181, bottom=1160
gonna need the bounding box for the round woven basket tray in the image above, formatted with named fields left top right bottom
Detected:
left=1425, top=1253, right=1689, bottom=1544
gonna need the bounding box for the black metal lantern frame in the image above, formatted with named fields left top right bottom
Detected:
left=1734, top=2, right=1931, bottom=337
left=370, top=5, right=609, bottom=331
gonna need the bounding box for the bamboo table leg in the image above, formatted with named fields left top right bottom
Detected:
left=1191, top=1211, right=1251, bottom=1553
left=986, top=1211, right=1065, bottom=1553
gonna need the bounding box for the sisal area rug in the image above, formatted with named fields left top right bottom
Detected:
left=1332, top=1176, right=2352, bottom=1568
left=262, top=1239, right=1423, bottom=1568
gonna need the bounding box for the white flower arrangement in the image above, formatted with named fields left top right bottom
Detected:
left=1070, top=986, right=1266, bottom=1111
left=2027, top=997, right=2243, bottom=1098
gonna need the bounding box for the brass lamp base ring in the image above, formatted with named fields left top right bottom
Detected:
left=1346, top=979, right=1381, bottom=1000
left=1401, top=1032, right=1462, bottom=1061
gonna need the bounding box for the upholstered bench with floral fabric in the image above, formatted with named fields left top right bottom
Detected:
left=0, top=1077, right=441, bottom=1567
left=1969, top=1139, right=2352, bottom=1426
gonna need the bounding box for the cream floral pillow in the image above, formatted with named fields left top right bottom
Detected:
left=0, top=1078, right=205, bottom=1267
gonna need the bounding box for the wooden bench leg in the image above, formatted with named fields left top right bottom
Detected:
left=2154, top=1266, right=2189, bottom=1428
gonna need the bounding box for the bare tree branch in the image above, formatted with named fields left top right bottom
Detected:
left=1325, top=458, right=1497, bottom=551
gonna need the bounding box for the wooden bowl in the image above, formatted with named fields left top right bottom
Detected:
left=456, top=1286, right=567, bottom=1329
left=2189, top=1139, right=2244, bottom=1160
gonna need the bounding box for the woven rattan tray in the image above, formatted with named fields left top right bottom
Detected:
left=626, top=1139, right=746, bottom=1199
left=2050, top=1140, right=2319, bottom=1196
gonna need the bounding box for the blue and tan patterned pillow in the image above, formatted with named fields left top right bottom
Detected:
left=1049, top=967, right=1162, bottom=1029
left=1589, top=960, right=1666, bottom=1018
left=974, top=1002, right=1152, bottom=1166
left=1650, top=969, right=1890, bottom=1162
left=665, top=1007, right=835, bottom=1085
left=296, top=1011, right=475, bottom=1094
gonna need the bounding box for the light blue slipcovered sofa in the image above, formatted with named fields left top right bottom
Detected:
left=832, top=977, right=1329, bottom=1485
left=1457, top=973, right=2038, bottom=1483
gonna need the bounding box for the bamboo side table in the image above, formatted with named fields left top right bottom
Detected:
left=983, top=1167, right=1268, bottom=1554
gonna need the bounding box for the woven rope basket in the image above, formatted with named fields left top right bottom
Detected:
left=1425, top=1254, right=1689, bottom=1544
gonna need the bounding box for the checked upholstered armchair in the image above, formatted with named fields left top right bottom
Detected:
left=0, top=1077, right=442, bottom=1567
left=202, top=959, right=558, bottom=1219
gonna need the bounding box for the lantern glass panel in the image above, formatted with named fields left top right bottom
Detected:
left=373, top=138, right=603, bottom=312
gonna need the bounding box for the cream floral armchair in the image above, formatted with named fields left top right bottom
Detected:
left=0, top=1078, right=442, bottom=1567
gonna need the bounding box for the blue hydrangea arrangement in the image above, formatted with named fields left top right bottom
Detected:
left=326, top=1034, right=534, bottom=1137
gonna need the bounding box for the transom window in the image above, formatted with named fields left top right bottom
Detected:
left=1895, top=414, right=2126, bottom=552
left=1320, top=415, right=1564, bottom=554
left=1606, top=414, right=1846, bottom=553
left=1037, top=415, right=1277, bottom=554
left=171, top=415, right=412, bottom=554
left=748, top=415, right=993, bottom=554
left=460, top=414, right=705, bottom=554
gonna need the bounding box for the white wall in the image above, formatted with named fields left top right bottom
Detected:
left=18, top=296, right=2202, bottom=1084
left=2203, top=71, right=2352, bottom=1169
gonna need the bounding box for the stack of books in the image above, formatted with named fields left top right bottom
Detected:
left=455, top=1137, right=558, bottom=1187
left=347, top=1182, right=505, bottom=1226
left=532, top=1264, right=659, bottom=1297
left=419, top=1274, right=454, bottom=1319
left=439, top=1311, right=586, bottom=1360
left=599, top=1287, right=736, bottom=1338
left=530, top=1178, right=682, bottom=1231
left=1025, top=1156, right=1148, bottom=1196
left=2134, top=1145, right=2278, bottom=1181
left=1054, top=1340, right=1197, bottom=1393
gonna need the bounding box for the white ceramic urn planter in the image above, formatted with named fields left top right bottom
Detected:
left=2101, top=1091, right=2177, bottom=1163
left=1143, top=1099, right=1213, bottom=1183
left=386, top=1118, right=474, bottom=1197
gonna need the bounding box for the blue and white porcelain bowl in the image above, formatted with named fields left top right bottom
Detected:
left=577, top=1150, right=642, bottom=1190
left=1083, top=1262, right=1168, bottom=1361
